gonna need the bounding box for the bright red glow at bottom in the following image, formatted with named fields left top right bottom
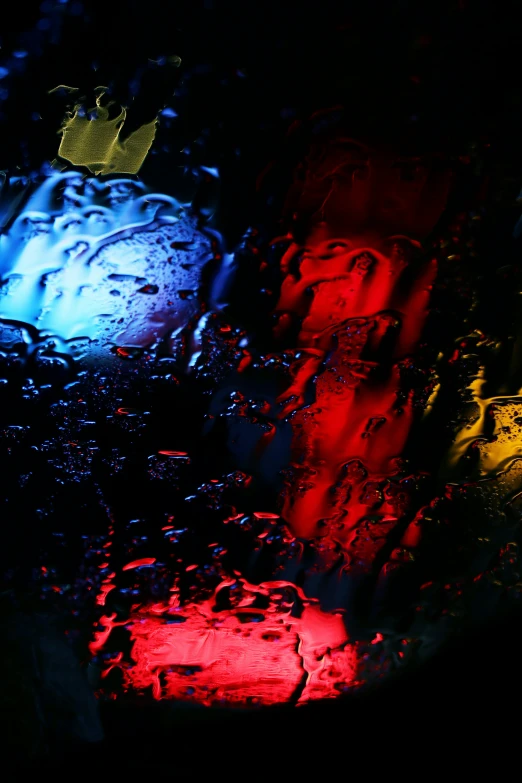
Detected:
left=92, top=579, right=359, bottom=706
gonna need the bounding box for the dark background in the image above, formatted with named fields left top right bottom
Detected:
left=1, top=0, right=522, bottom=774
left=2, top=0, right=522, bottom=244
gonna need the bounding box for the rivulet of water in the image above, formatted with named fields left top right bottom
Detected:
left=1, top=126, right=522, bottom=709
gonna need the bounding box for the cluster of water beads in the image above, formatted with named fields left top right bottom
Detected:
left=2, top=166, right=522, bottom=707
